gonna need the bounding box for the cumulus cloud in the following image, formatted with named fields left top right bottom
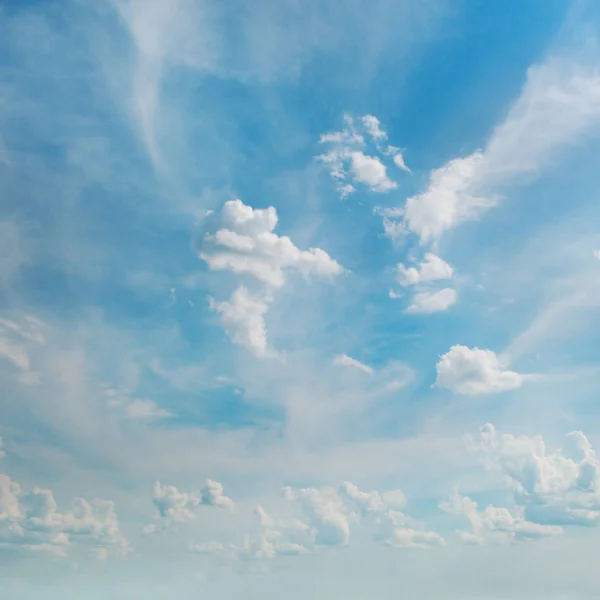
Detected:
left=200, top=200, right=343, bottom=288
left=440, top=489, right=563, bottom=544
left=435, top=345, right=524, bottom=395
left=405, top=288, right=457, bottom=314
left=392, top=254, right=456, bottom=314
left=149, top=479, right=234, bottom=531
left=200, top=479, right=235, bottom=509
left=0, top=473, right=129, bottom=558
left=349, top=152, right=397, bottom=193
left=384, top=58, right=600, bottom=242
left=468, top=424, right=600, bottom=528
left=396, top=253, right=453, bottom=286
left=332, top=354, right=374, bottom=375
left=210, top=287, right=273, bottom=358
left=284, top=482, right=441, bottom=550
left=318, top=114, right=409, bottom=198
left=199, top=199, right=343, bottom=357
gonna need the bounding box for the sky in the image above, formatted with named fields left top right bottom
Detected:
left=2, top=0, right=600, bottom=598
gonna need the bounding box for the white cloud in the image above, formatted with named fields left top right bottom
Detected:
left=210, top=286, right=273, bottom=358
left=332, top=354, right=374, bottom=375
left=435, top=345, right=523, bottom=395
left=284, top=486, right=350, bottom=546
left=405, top=288, right=457, bottom=314
left=149, top=479, right=234, bottom=530
left=440, top=489, right=563, bottom=544
left=104, top=389, right=172, bottom=421
left=386, top=58, right=600, bottom=242
left=0, top=473, right=129, bottom=558
left=349, top=152, right=397, bottom=192
left=468, top=424, right=600, bottom=528
left=394, top=254, right=456, bottom=313
left=402, top=152, right=489, bottom=243
left=397, top=253, right=453, bottom=286
left=200, top=479, right=235, bottom=509
left=318, top=114, right=408, bottom=198
left=284, top=482, right=442, bottom=550
left=200, top=199, right=343, bottom=288
left=200, top=199, right=343, bottom=357
left=361, top=115, right=387, bottom=140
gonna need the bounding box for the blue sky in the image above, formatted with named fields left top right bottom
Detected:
left=3, top=0, right=600, bottom=598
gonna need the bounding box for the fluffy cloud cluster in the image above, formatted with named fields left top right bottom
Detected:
left=0, top=473, right=129, bottom=559
left=199, top=199, right=344, bottom=357
left=283, top=482, right=443, bottom=550
left=146, top=480, right=234, bottom=532
left=391, top=253, right=457, bottom=314
left=0, top=315, right=46, bottom=385
left=469, top=424, right=600, bottom=528
left=193, top=481, right=442, bottom=562
left=435, top=345, right=524, bottom=395
left=383, top=59, right=600, bottom=243
left=318, top=114, right=409, bottom=199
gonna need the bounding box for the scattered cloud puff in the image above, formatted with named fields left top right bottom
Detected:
left=209, top=287, right=273, bottom=358
left=199, top=199, right=344, bottom=357
left=104, top=389, right=172, bottom=421
left=0, top=472, right=129, bottom=559
left=469, top=424, right=600, bottom=528
left=406, top=288, right=457, bottom=314
left=435, top=345, right=524, bottom=395
left=332, top=354, right=374, bottom=375
left=396, top=253, right=453, bottom=286
left=0, top=315, right=46, bottom=385
left=318, top=114, right=409, bottom=198
left=147, top=480, right=234, bottom=532
left=391, top=253, right=457, bottom=314
left=383, top=58, right=600, bottom=243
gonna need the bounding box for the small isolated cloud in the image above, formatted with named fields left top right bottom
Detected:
left=593, top=249, right=600, bottom=260
left=396, top=253, right=453, bottom=286
left=435, top=345, right=523, bottom=395
left=318, top=114, right=409, bottom=198
left=0, top=437, right=5, bottom=460
left=333, top=354, right=374, bottom=375
left=393, top=254, right=456, bottom=314
left=406, top=288, right=457, bottom=314
left=200, top=199, right=343, bottom=357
